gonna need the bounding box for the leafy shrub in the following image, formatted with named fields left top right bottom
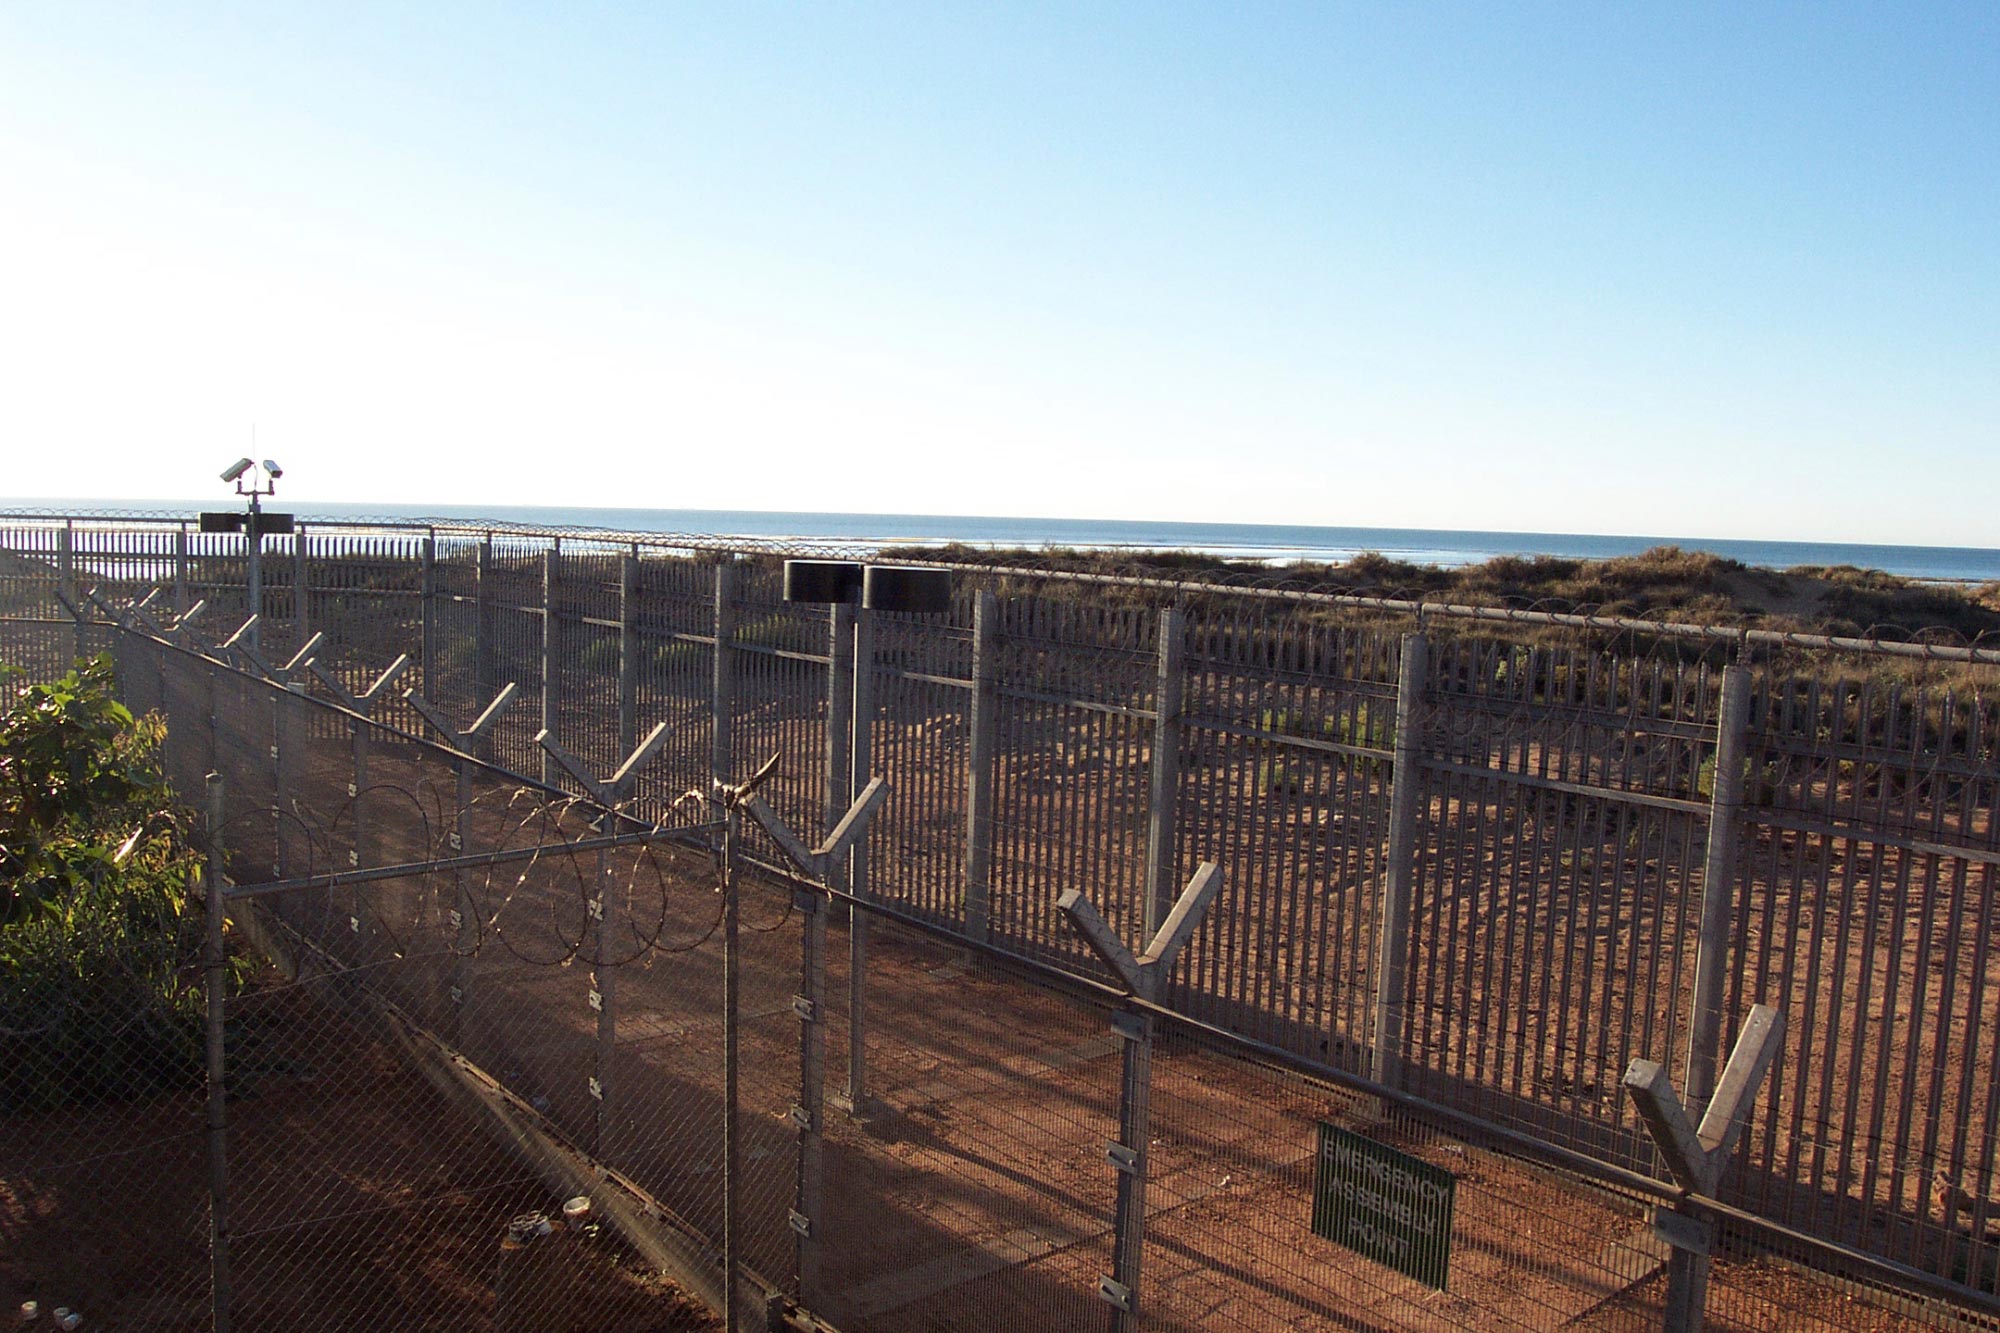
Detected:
left=0, top=655, right=214, bottom=1110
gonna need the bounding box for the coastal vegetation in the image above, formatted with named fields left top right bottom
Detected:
left=882, top=543, right=2000, bottom=645
left=0, top=655, right=218, bottom=1110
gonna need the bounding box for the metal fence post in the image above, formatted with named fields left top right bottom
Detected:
left=840, top=604, right=875, bottom=1114
left=1372, top=631, right=1429, bottom=1089
left=1685, top=662, right=1753, bottom=1113
left=1104, top=1009, right=1154, bottom=1330
left=1143, top=606, right=1186, bottom=938
left=541, top=545, right=559, bottom=788
left=964, top=590, right=998, bottom=940
left=204, top=773, right=233, bottom=1333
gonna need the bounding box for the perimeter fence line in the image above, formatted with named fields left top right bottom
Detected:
left=4, top=512, right=2000, bottom=1315
left=9, top=618, right=1986, bottom=1332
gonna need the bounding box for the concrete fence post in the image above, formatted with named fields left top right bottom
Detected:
left=1685, top=662, right=1753, bottom=1114
left=1371, top=631, right=1429, bottom=1089
left=1144, top=606, right=1187, bottom=938
left=964, top=590, right=999, bottom=940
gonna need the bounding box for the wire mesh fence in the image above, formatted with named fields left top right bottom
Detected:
left=7, top=515, right=2000, bottom=1329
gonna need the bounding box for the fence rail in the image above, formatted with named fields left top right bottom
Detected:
left=5, top=512, right=2000, bottom=1327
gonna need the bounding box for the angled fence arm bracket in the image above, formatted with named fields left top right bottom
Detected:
left=1057, top=889, right=1147, bottom=994
left=308, top=658, right=366, bottom=711
left=741, top=794, right=821, bottom=875
left=407, top=682, right=520, bottom=753
left=403, top=688, right=461, bottom=740
left=1059, top=861, right=1222, bottom=1003
left=219, top=615, right=274, bottom=677
left=172, top=598, right=207, bottom=643
left=280, top=632, right=326, bottom=679
left=358, top=654, right=412, bottom=704
left=606, top=721, right=673, bottom=793
left=1624, top=1004, right=1785, bottom=1197
left=738, top=775, right=892, bottom=881
left=537, top=729, right=617, bottom=807
left=82, top=586, right=136, bottom=629
left=463, top=682, right=519, bottom=740
left=1136, top=861, right=1221, bottom=976
left=538, top=719, right=679, bottom=810
left=317, top=653, right=412, bottom=715
left=814, top=776, right=891, bottom=862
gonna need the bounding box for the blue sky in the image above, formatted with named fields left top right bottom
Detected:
left=1, top=3, right=1993, bottom=544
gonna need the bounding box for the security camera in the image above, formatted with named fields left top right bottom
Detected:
left=262, top=460, right=284, bottom=479
left=221, top=458, right=254, bottom=483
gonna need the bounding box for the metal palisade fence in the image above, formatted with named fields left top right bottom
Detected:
left=3, top=510, right=1999, bottom=1330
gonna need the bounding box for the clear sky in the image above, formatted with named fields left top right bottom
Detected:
left=1, top=3, right=1993, bottom=544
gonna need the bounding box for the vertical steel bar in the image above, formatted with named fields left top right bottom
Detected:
left=204, top=774, right=233, bottom=1333
left=964, top=590, right=998, bottom=940
left=1144, top=607, right=1186, bottom=939
left=1371, top=632, right=1428, bottom=1088
left=1685, top=663, right=1751, bottom=1111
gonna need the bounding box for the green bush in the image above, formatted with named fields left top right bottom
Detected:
left=0, top=655, right=214, bottom=1110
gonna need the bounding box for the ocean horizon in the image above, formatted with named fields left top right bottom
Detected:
left=10, top=498, right=1999, bottom=583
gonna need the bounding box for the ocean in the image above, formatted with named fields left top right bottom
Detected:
left=17, top=500, right=2000, bottom=583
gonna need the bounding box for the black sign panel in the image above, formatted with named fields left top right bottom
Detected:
left=197, top=511, right=293, bottom=535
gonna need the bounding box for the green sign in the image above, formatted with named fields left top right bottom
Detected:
left=1311, top=1122, right=1456, bottom=1290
